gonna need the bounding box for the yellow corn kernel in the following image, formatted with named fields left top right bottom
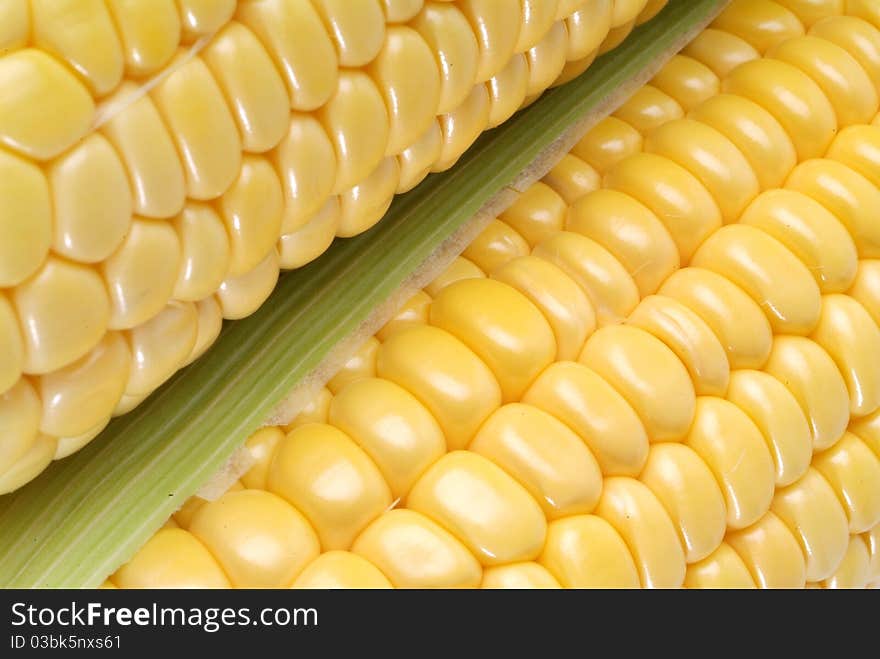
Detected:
left=862, top=525, right=880, bottom=583
left=99, top=83, right=186, bottom=219
left=604, top=153, right=722, bottom=264
left=407, top=451, right=546, bottom=566
left=0, top=49, right=94, bottom=161
left=684, top=542, right=756, bottom=588
left=726, top=511, right=807, bottom=588
left=517, top=0, right=560, bottom=52
left=376, top=290, right=432, bottom=341
left=189, top=489, right=320, bottom=587
left=691, top=225, right=821, bottom=336
left=458, top=0, right=523, bottom=82
left=102, top=219, right=181, bottom=330
left=579, top=325, right=696, bottom=442
left=396, top=122, right=443, bottom=193
left=178, top=0, right=236, bottom=40
left=216, top=249, right=280, bottom=320
left=741, top=190, right=857, bottom=294
left=768, top=35, right=878, bottom=126
left=277, top=197, right=341, bottom=270
left=351, top=509, right=482, bottom=588
left=726, top=370, right=813, bottom=486
left=202, top=22, right=290, bottom=154
left=424, top=256, right=485, bottom=298
left=241, top=427, right=285, bottom=491
left=0, top=380, right=41, bottom=476
left=627, top=295, right=730, bottom=397
left=533, top=231, right=640, bottom=326
left=237, top=0, right=338, bottom=111
left=485, top=53, right=529, bottom=128
left=808, top=16, right=880, bottom=97
left=811, top=295, right=880, bottom=416
left=640, top=443, right=727, bottom=563
left=541, top=154, right=601, bottom=205
left=658, top=267, right=773, bottom=370
left=0, top=148, right=51, bottom=287
left=106, top=0, right=180, bottom=78
left=524, top=21, right=567, bottom=96
left=0, top=295, right=23, bottom=394
left=283, top=387, right=334, bottom=430
left=461, top=219, right=531, bottom=273
left=172, top=204, right=231, bottom=302
left=292, top=550, right=392, bottom=589
left=522, top=361, right=649, bottom=477
left=643, top=119, right=759, bottom=223
left=469, top=403, right=602, bottom=519
left=712, top=0, right=805, bottom=54
left=597, top=20, right=636, bottom=55
left=570, top=117, right=643, bottom=176
left=326, top=338, right=380, bottom=395
left=612, top=85, right=684, bottom=134
left=311, top=0, right=386, bottom=68
left=826, top=124, right=880, bottom=189
left=123, top=301, right=198, bottom=397
left=328, top=377, right=446, bottom=498
left=430, top=278, right=556, bottom=402
left=268, top=423, right=392, bottom=550
left=682, top=28, right=760, bottom=78
left=499, top=182, right=567, bottom=249
left=185, top=297, right=223, bottom=366
left=481, top=562, right=561, bottom=589
left=596, top=477, right=686, bottom=588
left=567, top=189, right=679, bottom=298
left=491, top=255, right=596, bottom=361
left=0, top=0, right=28, bottom=52
left=369, top=26, right=440, bottom=156
left=36, top=333, right=129, bottom=439
left=770, top=467, right=850, bottom=581
left=433, top=84, right=491, bottom=171
left=811, top=433, right=880, bottom=533
left=381, top=0, right=425, bottom=23
left=0, top=433, right=57, bottom=495
left=722, top=58, right=836, bottom=161
left=822, top=534, right=871, bottom=589
left=689, top=93, right=797, bottom=191
left=650, top=55, right=720, bottom=113
left=685, top=397, right=776, bottom=530
left=112, top=528, right=230, bottom=589
left=14, top=257, right=110, bottom=375
left=764, top=336, right=850, bottom=450
left=539, top=515, right=640, bottom=588
left=376, top=325, right=501, bottom=450
left=319, top=71, right=390, bottom=194
left=47, top=134, right=132, bottom=264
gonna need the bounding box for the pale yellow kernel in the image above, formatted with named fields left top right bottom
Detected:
left=0, top=148, right=51, bottom=287
left=336, top=157, right=400, bottom=238
left=293, top=550, right=392, bottom=588
left=539, top=515, right=640, bottom=588
left=14, top=257, right=110, bottom=375
left=184, top=297, right=223, bottom=366
left=684, top=543, right=756, bottom=589
left=0, top=0, right=28, bottom=52
left=0, top=434, right=57, bottom=496
left=423, top=256, right=485, bottom=298
left=151, top=54, right=242, bottom=200
left=190, top=489, right=320, bottom=587
left=102, top=219, right=181, bottom=330
left=650, top=55, right=720, bottom=113
left=726, top=511, right=807, bottom=588
left=570, top=117, right=643, bottom=176
left=376, top=290, right=432, bottom=342
left=563, top=0, right=612, bottom=60
left=236, top=0, right=338, bottom=111
left=516, top=0, right=559, bottom=52
left=202, top=21, right=290, bottom=154
left=612, top=85, right=683, bottom=134
left=462, top=219, right=530, bottom=273
left=522, top=361, right=649, bottom=477
left=178, top=0, right=236, bottom=39
left=685, top=397, right=776, bottom=530
left=682, top=28, right=760, bottom=78
left=268, top=423, right=392, bottom=550
left=106, top=0, right=180, bottom=76
left=485, top=54, right=529, bottom=129
left=376, top=325, right=501, bottom=450
left=407, top=451, right=547, bottom=566
left=0, top=380, right=41, bottom=476
left=0, top=49, right=94, bottom=161
left=100, top=82, right=186, bottom=219
left=396, top=121, right=443, bottom=193
left=812, top=433, right=880, bottom=534
left=328, top=377, right=446, bottom=499
left=542, top=154, right=601, bottom=205
left=826, top=124, right=880, bottom=189
left=282, top=387, right=333, bottom=431
left=458, top=0, right=523, bottom=82
left=124, top=301, right=198, bottom=396
left=172, top=204, right=230, bottom=302
left=712, top=0, right=805, bottom=53
left=216, top=249, right=280, bottom=320
left=433, top=84, right=491, bottom=171
left=37, top=332, right=129, bottom=438
left=113, top=528, right=230, bottom=588
left=326, top=338, right=381, bottom=395
left=31, top=0, right=123, bottom=96
left=481, top=563, right=560, bottom=589
left=822, top=535, right=871, bottom=589
left=808, top=16, right=880, bottom=97
left=352, top=509, right=482, bottom=588
left=311, top=0, right=386, bottom=67
left=524, top=21, right=567, bottom=95
left=277, top=197, right=340, bottom=270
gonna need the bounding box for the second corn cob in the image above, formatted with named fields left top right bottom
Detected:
left=109, top=0, right=880, bottom=589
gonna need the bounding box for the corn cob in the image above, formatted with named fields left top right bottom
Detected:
left=108, top=0, right=880, bottom=589
left=0, top=0, right=662, bottom=494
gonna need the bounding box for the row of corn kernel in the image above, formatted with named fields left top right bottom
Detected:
left=107, top=0, right=880, bottom=588
left=0, top=1, right=665, bottom=493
